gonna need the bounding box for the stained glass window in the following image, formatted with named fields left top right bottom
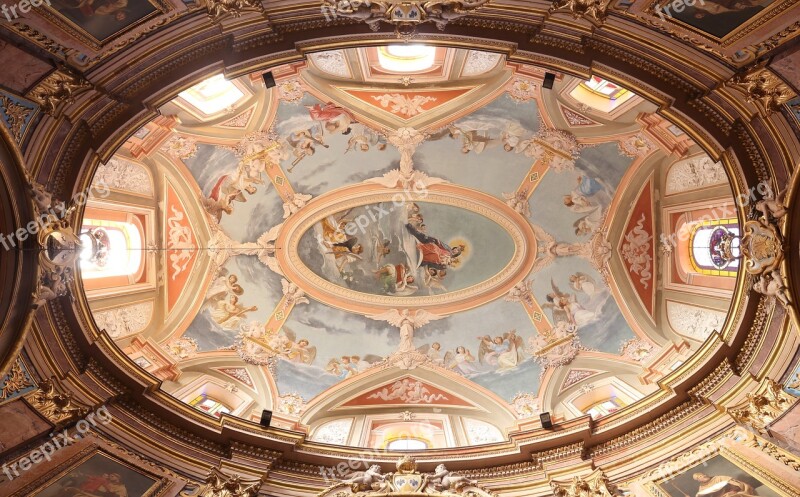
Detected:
left=189, top=394, right=231, bottom=418
left=689, top=219, right=740, bottom=277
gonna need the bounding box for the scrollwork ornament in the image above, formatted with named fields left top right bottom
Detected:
left=27, top=66, right=93, bottom=117
left=317, top=455, right=495, bottom=496
left=550, top=0, right=610, bottom=26
left=728, top=66, right=795, bottom=116
left=727, top=378, right=797, bottom=434
left=320, top=1, right=491, bottom=38
left=550, top=469, right=618, bottom=497
left=24, top=377, right=89, bottom=428
left=182, top=468, right=264, bottom=497
left=203, top=0, right=265, bottom=21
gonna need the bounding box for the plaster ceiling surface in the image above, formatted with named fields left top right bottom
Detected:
left=80, top=47, right=737, bottom=442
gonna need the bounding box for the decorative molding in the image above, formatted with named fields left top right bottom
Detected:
left=664, top=156, right=727, bottom=195
left=182, top=468, right=264, bottom=497
left=320, top=1, right=491, bottom=38
left=0, top=90, right=39, bottom=144
left=24, top=377, right=90, bottom=428
left=0, top=356, right=37, bottom=403
left=550, top=0, right=610, bottom=26
left=93, top=301, right=154, bottom=339
left=589, top=400, right=705, bottom=457
left=318, top=456, right=494, bottom=496
left=728, top=378, right=797, bottom=434
left=93, top=157, right=154, bottom=196
left=27, top=67, right=93, bottom=117
left=666, top=301, right=725, bottom=342
left=550, top=469, right=617, bottom=497
left=729, top=67, right=796, bottom=116
left=202, top=0, right=265, bottom=22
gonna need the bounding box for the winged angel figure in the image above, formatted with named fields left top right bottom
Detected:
left=368, top=309, right=444, bottom=353
left=366, top=127, right=449, bottom=190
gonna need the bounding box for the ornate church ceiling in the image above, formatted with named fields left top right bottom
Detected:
left=80, top=47, right=738, bottom=441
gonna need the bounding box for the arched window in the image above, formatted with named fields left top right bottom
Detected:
left=386, top=438, right=428, bottom=451
left=189, top=393, right=231, bottom=418
left=581, top=76, right=630, bottom=100
left=584, top=398, right=623, bottom=419
left=79, top=220, right=143, bottom=279
left=689, top=219, right=740, bottom=277
left=569, top=77, right=637, bottom=114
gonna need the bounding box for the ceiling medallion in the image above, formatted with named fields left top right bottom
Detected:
left=321, top=1, right=491, bottom=39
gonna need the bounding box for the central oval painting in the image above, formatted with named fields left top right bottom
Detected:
left=297, top=201, right=516, bottom=296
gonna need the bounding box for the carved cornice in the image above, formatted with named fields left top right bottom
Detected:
left=533, top=442, right=585, bottom=469
left=115, top=397, right=229, bottom=457
left=589, top=400, right=705, bottom=457
left=734, top=297, right=774, bottom=372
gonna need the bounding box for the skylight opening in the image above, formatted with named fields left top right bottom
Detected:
left=377, top=45, right=436, bottom=73
left=179, top=74, right=245, bottom=115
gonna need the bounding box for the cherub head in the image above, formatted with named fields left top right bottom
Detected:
left=406, top=275, right=415, bottom=285
left=432, top=342, right=441, bottom=350
left=360, top=144, right=370, bottom=152
left=368, top=465, right=382, bottom=474
left=298, top=339, right=309, bottom=347
left=493, top=336, right=504, bottom=344
left=230, top=295, right=239, bottom=305
left=351, top=355, right=360, bottom=362
left=228, top=275, right=238, bottom=284
left=563, top=195, right=576, bottom=207
left=504, top=143, right=514, bottom=152
left=435, top=464, right=447, bottom=473
left=456, top=346, right=466, bottom=354
left=341, top=356, right=351, bottom=363
left=352, top=244, right=364, bottom=254
left=451, top=245, right=465, bottom=257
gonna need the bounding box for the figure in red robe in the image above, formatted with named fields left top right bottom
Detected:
left=405, top=224, right=465, bottom=271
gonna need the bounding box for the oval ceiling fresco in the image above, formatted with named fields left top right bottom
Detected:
left=78, top=46, right=740, bottom=439
left=297, top=200, right=516, bottom=297
left=276, top=184, right=537, bottom=315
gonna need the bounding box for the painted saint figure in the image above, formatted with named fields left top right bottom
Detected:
left=691, top=472, right=758, bottom=497
left=405, top=223, right=465, bottom=271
